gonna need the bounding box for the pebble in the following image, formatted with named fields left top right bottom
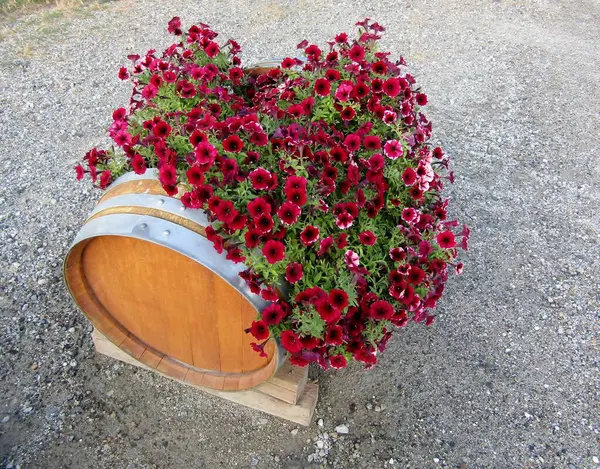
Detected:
left=318, top=418, right=324, bottom=426
left=316, top=440, right=324, bottom=448
left=2, top=416, right=10, bottom=423
left=593, top=456, right=599, bottom=464
left=335, top=424, right=349, bottom=434
left=290, top=429, right=298, bottom=436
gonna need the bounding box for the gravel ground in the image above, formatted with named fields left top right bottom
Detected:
left=1, top=1, right=599, bottom=468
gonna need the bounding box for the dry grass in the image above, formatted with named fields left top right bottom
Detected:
left=0, top=0, right=99, bottom=21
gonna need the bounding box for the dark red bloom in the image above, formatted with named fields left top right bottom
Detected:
left=329, top=146, right=348, bottom=163
left=416, top=93, right=428, bottom=106
left=407, top=265, right=426, bottom=285
left=280, top=330, right=303, bottom=354
left=372, top=61, right=387, bottom=74
left=402, top=167, right=417, bottom=186
left=344, top=134, right=361, bottom=152
left=167, top=16, right=182, bottom=35
left=153, top=120, right=171, bottom=138
left=389, top=247, right=406, bottom=262
left=348, top=44, right=365, bottom=62
left=289, top=355, right=309, bottom=366
left=285, top=262, right=304, bottom=284
left=317, top=236, right=334, bottom=256
left=354, top=349, right=377, bottom=366
left=98, top=170, right=111, bottom=189
left=215, top=200, right=238, bottom=224
left=300, top=225, right=320, bottom=246
left=223, top=135, right=244, bottom=153
left=244, top=229, right=262, bottom=248
left=249, top=168, right=272, bottom=190
left=262, top=239, right=285, bottom=264
left=247, top=197, right=271, bottom=219
left=364, top=135, right=381, bottom=150
left=437, top=230, right=456, bottom=249
left=118, top=67, right=129, bottom=80
left=204, top=41, right=220, bottom=58
left=249, top=320, right=269, bottom=340
left=314, top=78, right=331, bottom=97
left=159, top=164, right=177, bottom=186
left=305, top=44, right=322, bottom=61
left=316, top=300, right=341, bottom=324
left=329, top=289, right=349, bottom=310
left=359, top=230, right=377, bottom=246
left=369, top=300, right=394, bottom=320
left=340, top=107, right=356, bottom=121
left=277, top=201, right=301, bottom=225
left=329, top=355, right=347, bottom=369
left=382, top=78, right=401, bottom=97
left=286, top=188, right=307, bottom=206
left=285, top=175, right=308, bottom=191
left=262, top=304, right=286, bottom=325
left=186, top=166, right=204, bottom=186
left=255, top=213, right=274, bottom=234
left=229, top=67, right=244, bottom=82
left=75, top=165, right=85, bottom=180
left=325, top=325, right=344, bottom=345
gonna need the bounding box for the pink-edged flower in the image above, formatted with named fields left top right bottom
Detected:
left=344, top=250, right=359, bottom=268
left=195, top=142, right=217, bottom=165
left=389, top=247, right=406, bottom=262
left=329, top=355, right=347, bottom=369
left=329, top=289, right=349, bottom=310
left=383, top=140, right=403, bottom=159
left=418, top=240, right=433, bottom=257
left=223, top=135, right=244, bottom=153
left=285, top=262, right=303, bottom=284
left=437, top=230, right=456, bottom=249
left=401, top=207, right=419, bottom=223
left=359, top=230, right=377, bottom=246
left=335, top=83, right=353, bottom=102
left=300, top=225, right=320, bottom=246
left=336, top=212, right=354, bottom=229
left=262, top=239, right=286, bottom=264
left=249, top=168, right=272, bottom=190
left=247, top=197, right=271, bottom=219
left=277, top=202, right=301, bottom=226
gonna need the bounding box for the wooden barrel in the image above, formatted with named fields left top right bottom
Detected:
left=64, top=170, right=283, bottom=391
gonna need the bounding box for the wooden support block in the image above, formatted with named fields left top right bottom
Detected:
left=91, top=328, right=318, bottom=426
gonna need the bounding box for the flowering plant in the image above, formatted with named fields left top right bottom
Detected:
left=76, top=18, right=469, bottom=369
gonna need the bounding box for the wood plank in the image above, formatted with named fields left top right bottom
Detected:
left=91, top=329, right=317, bottom=426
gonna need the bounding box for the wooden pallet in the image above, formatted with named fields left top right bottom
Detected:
left=92, top=328, right=318, bottom=426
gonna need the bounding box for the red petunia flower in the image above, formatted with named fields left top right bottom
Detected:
left=382, top=78, right=401, bottom=97
left=364, top=135, right=381, bottom=150
left=204, top=41, right=220, bottom=58
left=389, top=247, right=406, bottom=262
left=249, top=320, right=269, bottom=340
left=348, top=44, right=365, bottom=62
left=159, top=164, right=177, bottom=186
left=244, top=229, right=262, bottom=248
left=402, top=207, right=418, bottom=223
left=354, top=349, right=377, bottom=366
left=300, top=225, right=320, bottom=246
left=285, top=262, right=304, bottom=284
left=372, top=61, right=387, bottom=74
left=407, top=265, right=426, bottom=285
left=402, top=167, right=417, bottom=186
left=437, top=230, right=456, bottom=249
left=75, top=165, right=85, bottom=180
left=340, top=107, right=356, bottom=121
left=329, top=355, right=347, bottom=369
left=118, top=67, right=129, bottom=80
left=130, top=154, right=146, bottom=175
left=280, top=330, right=303, bottom=354
left=255, top=213, right=274, bottom=234
left=314, top=78, right=331, bottom=97
left=317, top=236, right=334, bottom=256
left=99, top=170, right=112, bottom=189
left=249, top=168, right=272, bottom=190
left=384, top=139, right=403, bottom=159
left=329, top=146, right=348, bottom=163
left=262, top=239, right=285, bottom=264
left=285, top=175, right=308, bottom=191
left=370, top=300, right=394, bottom=320
left=416, top=93, right=428, bottom=106
left=223, top=135, right=244, bottom=153
left=167, top=16, right=182, bottom=35
left=359, top=230, right=377, bottom=246
left=344, top=133, right=361, bottom=152
left=153, top=120, right=171, bottom=138
left=215, top=200, right=238, bottom=224
left=186, top=166, right=204, bottom=186
left=262, top=303, right=286, bottom=325
left=289, top=355, right=309, bottom=366
left=286, top=188, right=307, bottom=206
left=316, top=300, right=341, bottom=324
left=277, top=201, right=301, bottom=225
left=229, top=67, right=244, bottom=83
left=305, top=44, right=322, bottom=61
left=329, top=289, right=349, bottom=310
left=247, top=197, right=271, bottom=219
left=336, top=233, right=348, bottom=249
left=325, top=325, right=344, bottom=345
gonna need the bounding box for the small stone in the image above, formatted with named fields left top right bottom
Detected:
left=307, top=454, right=314, bottom=463
left=23, top=407, right=33, bottom=414
left=366, top=403, right=373, bottom=410
left=389, top=459, right=395, bottom=465
left=274, top=456, right=280, bottom=463
left=258, top=418, right=268, bottom=425
left=335, top=424, right=349, bottom=434
left=375, top=405, right=382, bottom=412
left=318, top=449, right=326, bottom=457
left=68, top=327, right=75, bottom=333
left=250, top=457, right=258, bottom=466
left=434, top=458, right=440, bottom=463
left=592, top=456, right=599, bottom=464
left=37, top=279, right=47, bottom=285
left=318, top=418, right=324, bottom=427
left=69, top=360, right=77, bottom=367
left=290, top=429, right=298, bottom=436
left=2, top=416, right=9, bottom=423
left=316, top=440, right=324, bottom=448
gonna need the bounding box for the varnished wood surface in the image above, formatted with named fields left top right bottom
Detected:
left=64, top=178, right=278, bottom=390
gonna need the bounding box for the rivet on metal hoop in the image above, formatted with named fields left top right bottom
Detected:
left=163, top=230, right=171, bottom=237
left=139, top=223, right=148, bottom=229
left=180, top=206, right=186, bottom=211
left=157, top=199, right=165, bottom=205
